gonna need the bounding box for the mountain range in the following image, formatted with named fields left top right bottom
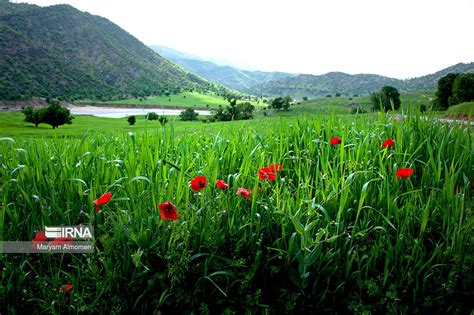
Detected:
left=151, top=45, right=474, bottom=98
left=0, top=1, right=228, bottom=101
left=150, top=45, right=297, bottom=94
left=0, top=1, right=472, bottom=102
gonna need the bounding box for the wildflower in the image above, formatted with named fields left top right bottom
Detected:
left=236, top=188, right=251, bottom=200
left=216, top=179, right=228, bottom=189
left=60, top=283, right=73, bottom=302
left=93, top=192, right=112, bottom=212
left=258, top=167, right=277, bottom=181
left=158, top=201, right=179, bottom=220
left=269, top=163, right=283, bottom=172
left=396, top=168, right=414, bottom=178
left=382, top=139, right=395, bottom=148
left=32, top=231, right=48, bottom=249
left=330, top=137, right=342, bottom=145
left=32, top=231, right=48, bottom=242
left=190, top=175, right=207, bottom=191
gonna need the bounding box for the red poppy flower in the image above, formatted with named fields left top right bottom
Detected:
left=50, top=237, right=74, bottom=246
left=60, top=283, right=73, bottom=302
left=382, top=139, right=395, bottom=148
left=190, top=175, right=207, bottom=191
left=269, top=163, right=283, bottom=172
left=236, top=188, right=251, bottom=200
left=258, top=167, right=277, bottom=181
left=33, top=230, right=48, bottom=242
left=93, top=192, right=112, bottom=212
left=216, top=179, right=228, bottom=189
left=330, top=137, right=342, bottom=145
left=158, top=201, right=179, bottom=220
left=32, top=230, right=48, bottom=249
left=396, top=168, right=414, bottom=178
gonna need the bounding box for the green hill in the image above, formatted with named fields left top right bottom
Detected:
left=0, top=2, right=228, bottom=101
left=252, top=63, right=474, bottom=98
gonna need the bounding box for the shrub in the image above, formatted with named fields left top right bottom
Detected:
left=179, top=108, right=199, bottom=121
left=146, top=112, right=159, bottom=121
left=127, top=115, right=136, bottom=125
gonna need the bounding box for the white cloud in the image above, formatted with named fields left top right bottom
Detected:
left=19, top=0, right=474, bottom=78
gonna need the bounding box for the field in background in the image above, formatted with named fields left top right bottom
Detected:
left=97, top=91, right=262, bottom=108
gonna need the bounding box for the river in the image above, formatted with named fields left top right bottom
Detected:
left=68, top=105, right=211, bottom=118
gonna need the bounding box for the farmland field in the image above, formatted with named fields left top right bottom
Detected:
left=1, top=109, right=473, bottom=313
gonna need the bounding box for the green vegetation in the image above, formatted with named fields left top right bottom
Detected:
left=270, top=95, right=292, bottom=111
left=371, top=86, right=401, bottom=112
left=21, top=100, right=74, bottom=128
left=105, top=91, right=236, bottom=108
left=127, top=115, right=136, bottom=125
left=0, top=2, right=228, bottom=101
left=210, top=99, right=255, bottom=122
left=446, top=101, right=474, bottom=115
left=1, top=109, right=472, bottom=313
left=434, top=73, right=474, bottom=109
left=150, top=44, right=296, bottom=94
left=251, top=63, right=474, bottom=98
left=179, top=108, right=199, bottom=121
left=146, top=112, right=159, bottom=121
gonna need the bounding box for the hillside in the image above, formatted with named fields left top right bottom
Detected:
left=403, top=62, right=474, bottom=91
left=0, top=2, right=228, bottom=101
left=151, top=44, right=296, bottom=94
left=252, top=63, right=474, bottom=97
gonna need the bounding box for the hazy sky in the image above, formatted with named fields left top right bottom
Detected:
left=20, top=0, right=474, bottom=79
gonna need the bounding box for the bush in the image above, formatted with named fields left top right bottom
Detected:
left=158, top=116, right=168, bottom=126
left=22, top=106, right=44, bottom=127
left=211, top=102, right=255, bottom=121
left=179, top=108, right=199, bottom=121
left=371, top=86, right=401, bottom=112
left=127, top=115, right=136, bottom=125
left=270, top=96, right=292, bottom=111
left=146, top=112, right=159, bottom=121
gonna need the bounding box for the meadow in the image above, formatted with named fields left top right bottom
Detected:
left=1, top=104, right=473, bottom=313
left=96, top=91, right=261, bottom=109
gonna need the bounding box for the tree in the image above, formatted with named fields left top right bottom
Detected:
left=179, top=108, right=199, bottom=121
left=451, top=73, right=474, bottom=105
left=127, top=115, right=136, bottom=125
left=146, top=112, right=159, bottom=121
left=158, top=116, right=168, bottom=126
left=371, top=86, right=401, bottom=112
left=434, top=73, right=458, bottom=109
left=41, top=101, right=74, bottom=129
left=22, top=106, right=44, bottom=127
left=271, top=96, right=292, bottom=111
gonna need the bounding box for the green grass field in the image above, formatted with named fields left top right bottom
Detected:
left=94, top=91, right=262, bottom=109
left=1, top=105, right=473, bottom=313
left=446, top=101, right=474, bottom=115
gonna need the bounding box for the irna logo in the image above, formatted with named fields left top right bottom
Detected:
left=45, top=226, right=93, bottom=239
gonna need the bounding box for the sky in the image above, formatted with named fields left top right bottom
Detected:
left=19, top=0, right=474, bottom=79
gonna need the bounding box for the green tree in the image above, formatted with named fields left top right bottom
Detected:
left=127, top=115, right=136, bottom=125
left=451, top=73, right=474, bottom=105
left=146, top=112, right=159, bottom=121
left=21, top=106, right=44, bottom=127
left=158, top=116, right=168, bottom=126
left=41, top=101, right=74, bottom=129
left=271, top=95, right=292, bottom=111
left=371, top=86, right=401, bottom=112
left=434, top=73, right=458, bottom=109
left=179, top=108, right=199, bottom=121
